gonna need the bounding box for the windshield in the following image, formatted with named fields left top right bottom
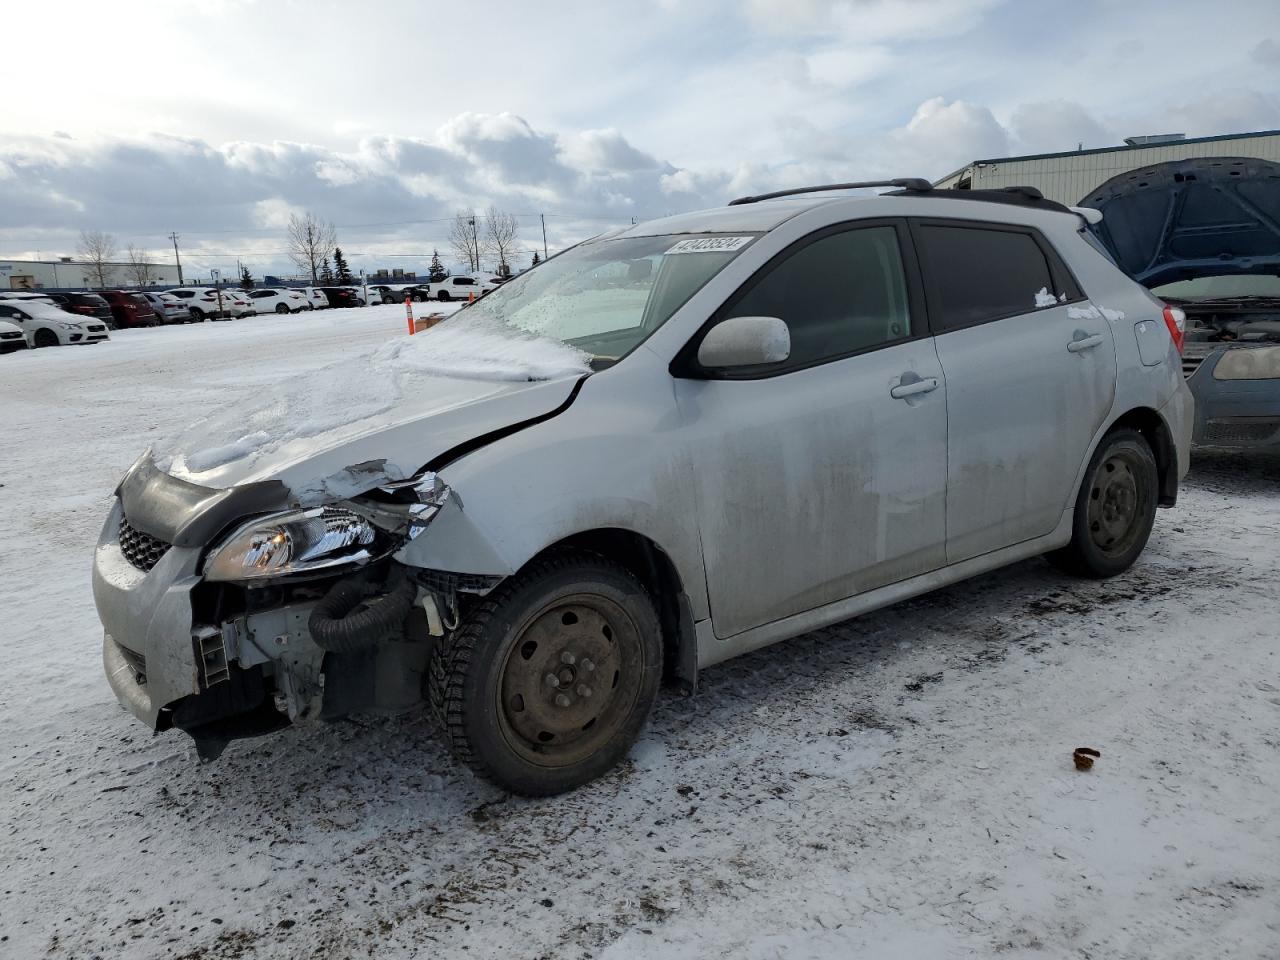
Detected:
left=458, top=233, right=757, bottom=363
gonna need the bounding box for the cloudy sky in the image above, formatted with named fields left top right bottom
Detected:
left=1, top=0, right=1277, bottom=279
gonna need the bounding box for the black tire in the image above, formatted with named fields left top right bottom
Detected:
left=437, top=290, right=451, bottom=301
left=1047, top=429, right=1158, bottom=579
left=34, top=328, right=59, bottom=348
left=190, top=307, right=205, bottom=321
left=275, top=303, right=289, bottom=314
left=428, top=549, right=663, bottom=796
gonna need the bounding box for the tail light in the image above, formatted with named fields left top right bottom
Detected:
left=1162, top=304, right=1186, bottom=354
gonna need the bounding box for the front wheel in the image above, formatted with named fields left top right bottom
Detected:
left=427, top=550, right=663, bottom=796
left=1047, top=429, right=1158, bottom=579
left=437, top=290, right=451, bottom=302
left=34, top=328, right=59, bottom=348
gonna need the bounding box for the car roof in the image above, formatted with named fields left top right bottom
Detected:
left=614, top=199, right=824, bottom=239
left=614, top=187, right=1084, bottom=242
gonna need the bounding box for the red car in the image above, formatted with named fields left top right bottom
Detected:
left=100, top=290, right=159, bottom=329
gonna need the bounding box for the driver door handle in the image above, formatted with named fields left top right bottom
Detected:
left=1068, top=333, right=1104, bottom=353
left=890, top=376, right=939, bottom=400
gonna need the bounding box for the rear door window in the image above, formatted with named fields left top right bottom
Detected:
left=913, top=222, right=1066, bottom=331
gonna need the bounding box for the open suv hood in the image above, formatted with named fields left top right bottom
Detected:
left=1081, top=156, right=1280, bottom=288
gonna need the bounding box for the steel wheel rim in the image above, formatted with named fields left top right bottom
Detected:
left=1087, top=451, right=1146, bottom=557
left=497, top=593, right=644, bottom=768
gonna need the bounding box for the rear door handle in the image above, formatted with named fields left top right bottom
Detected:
left=1068, top=333, right=1104, bottom=353
left=890, top=376, right=939, bottom=399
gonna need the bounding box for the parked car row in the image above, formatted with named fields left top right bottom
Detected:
left=0, top=283, right=394, bottom=350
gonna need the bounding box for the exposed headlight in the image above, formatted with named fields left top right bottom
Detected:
left=1213, top=345, right=1280, bottom=381
left=56, top=321, right=81, bottom=331
left=204, top=507, right=382, bottom=581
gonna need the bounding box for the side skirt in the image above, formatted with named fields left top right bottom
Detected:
left=698, top=511, right=1073, bottom=669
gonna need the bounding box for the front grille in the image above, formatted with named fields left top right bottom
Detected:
left=1202, top=418, right=1280, bottom=445
left=119, top=516, right=171, bottom=572
left=1182, top=355, right=1206, bottom=379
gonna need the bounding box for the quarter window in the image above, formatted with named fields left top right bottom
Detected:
left=915, top=224, right=1059, bottom=331
left=725, top=225, right=911, bottom=368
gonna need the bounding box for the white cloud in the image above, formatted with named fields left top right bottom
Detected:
left=252, top=197, right=303, bottom=229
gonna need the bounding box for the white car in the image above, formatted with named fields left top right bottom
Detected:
left=298, top=287, right=327, bottom=310
left=0, top=318, right=28, bottom=354
left=223, top=290, right=255, bottom=318
left=0, top=291, right=57, bottom=305
left=164, top=288, right=250, bottom=321
left=245, top=288, right=310, bottom=315
left=0, top=300, right=110, bottom=347
left=425, top=276, right=491, bottom=301
left=140, top=292, right=192, bottom=324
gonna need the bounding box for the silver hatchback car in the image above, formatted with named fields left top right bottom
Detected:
left=94, top=180, right=1192, bottom=794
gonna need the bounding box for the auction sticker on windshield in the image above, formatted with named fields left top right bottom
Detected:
left=665, top=236, right=755, bottom=255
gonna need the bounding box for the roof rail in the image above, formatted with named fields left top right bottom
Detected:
left=727, top=178, right=933, bottom=206
left=884, top=184, right=1073, bottom=214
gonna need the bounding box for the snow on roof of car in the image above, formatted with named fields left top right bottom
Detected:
left=16, top=302, right=85, bottom=320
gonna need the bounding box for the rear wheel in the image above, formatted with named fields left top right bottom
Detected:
left=190, top=307, right=205, bottom=321
left=33, top=328, right=59, bottom=348
left=428, top=550, right=663, bottom=796
left=437, top=290, right=451, bottom=301
left=1047, top=429, right=1158, bottom=579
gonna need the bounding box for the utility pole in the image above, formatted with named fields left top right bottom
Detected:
left=169, top=232, right=184, bottom=285
left=540, top=213, right=548, bottom=260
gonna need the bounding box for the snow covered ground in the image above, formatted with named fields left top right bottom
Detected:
left=1, top=304, right=1277, bottom=959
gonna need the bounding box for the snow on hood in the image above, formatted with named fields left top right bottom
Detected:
left=155, top=318, right=590, bottom=487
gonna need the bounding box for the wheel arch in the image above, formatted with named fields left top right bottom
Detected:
left=527, top=528, right=698, bottom=694
left=1106, top=406, right=1178, bottom=507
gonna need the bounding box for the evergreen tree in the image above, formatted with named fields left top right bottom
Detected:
left=320, top=256, right=335, bottom=284
left=428, top=249, right=447, bottom=283
left=239, top=266, right=254, bottom=290
left=333, top=247, right=354, bottom=284
left=531, top=250, right=541, bottom=268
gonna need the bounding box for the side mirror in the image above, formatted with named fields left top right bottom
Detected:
left=696, top=315, right=790, bottom=369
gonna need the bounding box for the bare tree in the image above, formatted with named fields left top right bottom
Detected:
left=484, top=206, right=520, bottom=277
left=286, top=212, right=337, bottom=283
left=124, top=244, right=156, bottom=288
left=448, top=211, right=490, bottom=273
left=78, top=230, right=118, bottom=288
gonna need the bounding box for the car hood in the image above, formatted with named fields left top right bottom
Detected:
left=1081, top=156, right=1280, bottom=288
left=158, top=371, right=584, bottom=501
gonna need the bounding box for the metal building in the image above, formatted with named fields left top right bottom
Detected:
left=0, top=256, right=181, bottom=291
left=934, top=129, right=1280, bottom=206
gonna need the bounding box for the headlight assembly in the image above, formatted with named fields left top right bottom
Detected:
left=204, top=507, right=383, bottom=582
left=1213, top=345, right=1280, bottom=381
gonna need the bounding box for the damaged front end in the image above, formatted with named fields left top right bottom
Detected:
left=93, top=454, right=499, bottom=760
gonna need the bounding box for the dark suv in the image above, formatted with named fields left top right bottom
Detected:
left=46, top=292, right=114, bottom=328
left=318, top=287, right=361, bottom=308
left=100, top=290, right=159, bottom=329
